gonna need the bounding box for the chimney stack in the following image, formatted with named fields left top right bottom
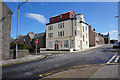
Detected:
left=89, top=25, right=91, bottom=29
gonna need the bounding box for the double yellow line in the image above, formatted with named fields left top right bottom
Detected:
left=39, top=63, right=119, bottom=78
left=0, top=55, right=46, bottom=67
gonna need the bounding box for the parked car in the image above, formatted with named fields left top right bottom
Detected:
left=113, top=42, right=120, bottom=49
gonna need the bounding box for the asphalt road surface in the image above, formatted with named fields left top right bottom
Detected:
left=2, top=44, right=119, bottom=79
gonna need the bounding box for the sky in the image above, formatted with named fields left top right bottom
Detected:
left=4, top=2, right=118, bottom=40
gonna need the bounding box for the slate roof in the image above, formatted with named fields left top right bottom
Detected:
left=17, top=35, right=27, bottom=42
left=34, top=32, right=45, bottom=39
left=28, top=34, right=34, bottom=39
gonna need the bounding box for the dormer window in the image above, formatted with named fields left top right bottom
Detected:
left=51, top=18, right=54, bottom=20
left=70, top=14, right=73, bottom=18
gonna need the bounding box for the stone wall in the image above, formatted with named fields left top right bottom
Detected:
left=0, top=1, right=2, bottom=61
left=2, top=2, right=13, bottom=60
left=10, top=50, right=29, bottom=59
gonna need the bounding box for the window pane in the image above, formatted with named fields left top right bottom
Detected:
left=71, top=40, right=74, bottom=48
left=64, top=40, right=69, bottom=48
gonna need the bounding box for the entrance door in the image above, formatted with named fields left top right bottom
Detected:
left=55, top=44, right=59, bottom=50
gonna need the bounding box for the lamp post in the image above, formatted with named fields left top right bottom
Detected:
left=115, top=16, right=120, bottom=42
left=16, top=0, right=29, bottom=58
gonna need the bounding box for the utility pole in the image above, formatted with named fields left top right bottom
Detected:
left=16, top=0, right=29, bottom=58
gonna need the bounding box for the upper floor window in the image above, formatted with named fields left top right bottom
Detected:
left=48, top=25, right=53, bottom=30
left=86, top=33, right=87, bottom=38
left=58, top=16, right=60, bottom=19
left=58, top=23, right=64, bottom=28
left=74, top=20, right=77, bottom=26
left=86, top=26, right=87, bottom=31
left=75, top=30, right=77, bottom=35
left=51, top=18, right=54, bottom=20
left=83, top=26, right=84, bottom=32
left=58, top=31, right=64, bottom=37
left=83, top=35, right=85, bottom=41
left=48, top=33, right=53, bottom=38
left=63, top=23, right=64, bottom=28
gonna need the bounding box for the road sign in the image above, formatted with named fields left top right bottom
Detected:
left=59, top=41, right=61, bottom=44
left=14, top=39, right=18, bottom=44
left=35, top=39, right=38, bottom=44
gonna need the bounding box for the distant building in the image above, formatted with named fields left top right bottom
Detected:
left=32, top=32, right=46, bottom=48
left=17, top=32, right=46, bottom=49
left=46, top=11, right=89, bottom=51
left=103, top=33, right=110, bottom=44
left=89, top=26, right=104, bottom=47
left=25, top=32, right=34, bottom=48
left=0, top=2, right=13, bottom=60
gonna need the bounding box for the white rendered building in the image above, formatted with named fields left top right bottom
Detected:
left=46, top=11, right=89, bottom=51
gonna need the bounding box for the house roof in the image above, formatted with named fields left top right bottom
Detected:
left=34, top=32, right=45, bottom=39
left=17, top=35, right=27, bottom=41
left=28, top=34, right=34, bottom=39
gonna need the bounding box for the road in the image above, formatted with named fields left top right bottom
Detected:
left=2, top=44, right=119, bottom=79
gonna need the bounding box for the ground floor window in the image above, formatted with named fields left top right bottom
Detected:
left=71, top=40, right=74, bottom=48
left=64, top=40, right=69, bottom=48
left=48, top=41, right=53, bottom=48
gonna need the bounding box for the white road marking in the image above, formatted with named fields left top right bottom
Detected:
left=114, top=56, right=119, bottom=63
left=107, top=54, right=117, bottom=63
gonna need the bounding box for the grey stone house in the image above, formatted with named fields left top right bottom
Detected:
left=16, top=32, right=46, bottom=49
left=0, top=2, right=13, bottom=60
left=17, top=32, right=34, bottom=49
left=32, top=32, right=46, bottom=48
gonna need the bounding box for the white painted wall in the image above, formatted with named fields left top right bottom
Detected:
left=46, top=14, right=89, bottom=50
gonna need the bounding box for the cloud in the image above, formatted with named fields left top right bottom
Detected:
left=25, top=13, right=47, bottom=24
left=103, top=30, right=118, bottom=40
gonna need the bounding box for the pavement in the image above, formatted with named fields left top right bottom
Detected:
left=0, top=55, right=45, bottom=67
left=44, top=63, right=119, bottom=79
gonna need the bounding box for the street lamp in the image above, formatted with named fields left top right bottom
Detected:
left=115, top=16, right=119, bottom=18
left=115, top=16, right=120, bottom=42
left=16, top=0, right=29, bottom=58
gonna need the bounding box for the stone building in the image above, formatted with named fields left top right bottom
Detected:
left=103, top=33, right=110, bottom=44
left=89, top=26, right=104, bottom=47
left=46, top=11, right=89, bottom=51
left=0, top=2, right=13, bottom=60
left=17, top=32, right=46, bottom=49
left=25, top=32, right=34, bottom=48
left=32, top=32, right=46, bottom=48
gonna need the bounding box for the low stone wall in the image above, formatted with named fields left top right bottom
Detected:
left=10, top=50, right=29, bottom=59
